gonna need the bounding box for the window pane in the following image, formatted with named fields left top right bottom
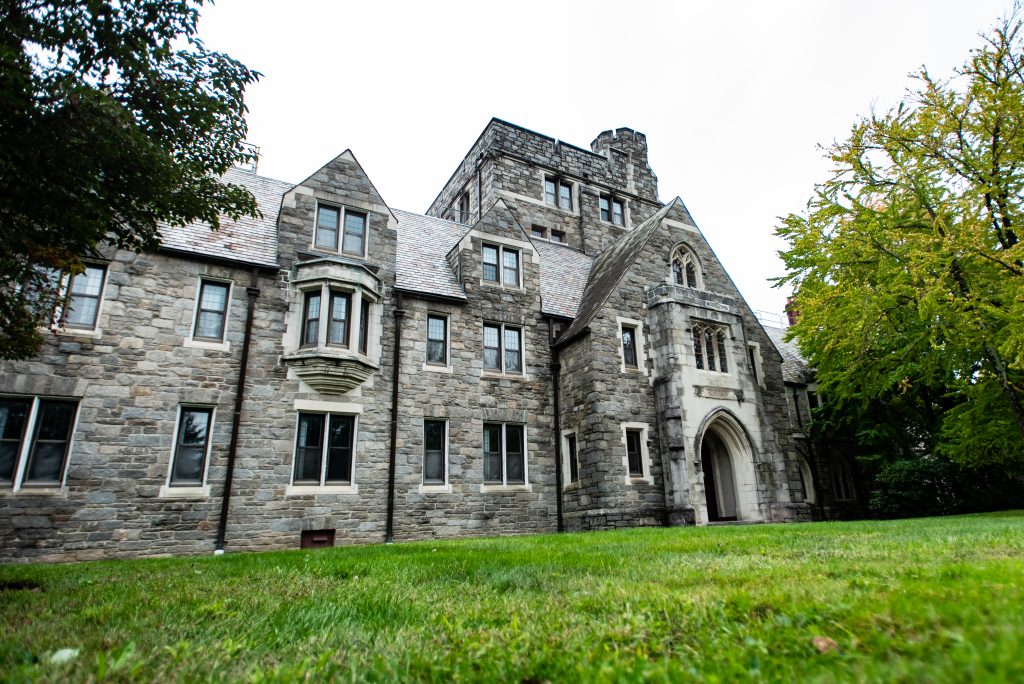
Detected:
left=66, top=266, right=105, bottom=328
left=506, top=425, right=525, bottom=484
left=483, top=325, right=500, bottom=369
left=550, top=230, right=564, bottom=243
left=717, top=332, right=728, bottom=373
left=544, top=179, right=556, bottom=204
left=0, top=399, right=30, bottom=481
left=626, top=430, right=643, bottom=476
left=704, top=331, right=716, bottom=372
left=24, top=400, right=77, bottom=484
left=613, top=201, right=624, bottom=225
left=316, top=206, right=339, bottom=249
left=672, top=258, right=683, bottom=285
left=325, top=415, right=354, bottom=483
left=482, top=245, right=498, bottom=282
left=329, top=293, right=350, bottom=345
left=303, top=292, right=321, bottom=346
left=502, top=249, right=519, bottom=286
left=600, top=196, right=610, bottom=221
left=483, top=424, right=502, bottom=482
left=559, top=183, right=571, bottom=209
left=567, top=434, right=578, bottom=483
left=427, top=315, right=446, bottom=364
left=294, top=413, right=325, bottom=482
left=200, top=282, right=228, bottom=313
left=424, top=420, right=445, bottom=483
left=622, top=327, right=637, bottom=367
left=504, top=327, right=521, bottom=372
left=686, top=262, right=698, bottom=288
left=693, top=328, right=704, bottom=369
left=342, top=211, right=366, bottom=255
left=172, top=408, right=211, bottom=485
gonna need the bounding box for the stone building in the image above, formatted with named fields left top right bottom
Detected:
left=0, top=119, right=855, bottom=562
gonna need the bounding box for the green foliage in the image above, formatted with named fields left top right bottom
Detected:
left=776, top=8, right=1024, bottom=469
left=0, top=1, right=260, bottom=359
left=869, top=456, right=1024, bottom=518
left=1, top=516, right=1023, bottom=681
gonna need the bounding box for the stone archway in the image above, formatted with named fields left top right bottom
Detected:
left=697, top=411, right=760, bottom=523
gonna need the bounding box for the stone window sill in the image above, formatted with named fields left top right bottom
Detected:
left=0, top=486, right=68, bottom=497
left=159, top=484, right=211, bottom=499
left=628, top=476, right=654, bottom=486
left=422, top=363, right=453, bottom=374
left=419, top=483, right=452, bottom=494
left=480, top=484, right=532, bottom=493
left=184, top=337, right=230, bottom=352
left=285, top=484, right=359, bottom=496
left=480, top=371, right=530, bottom=381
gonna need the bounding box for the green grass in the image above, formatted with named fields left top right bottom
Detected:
left=2, top=513, right=1023, bottom=682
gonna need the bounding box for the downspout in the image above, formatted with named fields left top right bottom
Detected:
left=215, top=267, right=260, bottom=554
left=549, top=319, right=564, bottom=532
left=385, top=293, right=405, bottom=543
left=477, top=154, right=483, bottom=224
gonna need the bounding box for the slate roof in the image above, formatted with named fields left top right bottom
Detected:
left=763, top=325, right=814, bottom=384
left=556, top=199, right=680, bottom=345
left=533, top=240, right=593, bottom=318
left=393, top=209, right=469, bottom=300
left=158, top=166, right=290, bottom=268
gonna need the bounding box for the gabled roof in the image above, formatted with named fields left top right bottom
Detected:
left=556, top=199, right=681, bottom=345
left=393, top=209, right=468, bottom=300
left=762, top=325, right=814, bottom=385
left=533, top=240, right=593, bottom=318
left=158, top=166, right=288, bottom=268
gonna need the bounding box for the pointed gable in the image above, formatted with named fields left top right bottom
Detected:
left=556, top=199, right=682, bottom=345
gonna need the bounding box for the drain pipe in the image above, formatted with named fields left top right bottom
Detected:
left=549, top=320, right=564, bottom=532
left=215, top=267, right=260, bottom=554
left=385, top=293, right=405, bottom=543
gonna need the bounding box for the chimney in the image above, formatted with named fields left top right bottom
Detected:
left=785, top=297, right=799, bottom=326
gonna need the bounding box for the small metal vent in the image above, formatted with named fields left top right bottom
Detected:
left=300, top=529, right=336, bottom=549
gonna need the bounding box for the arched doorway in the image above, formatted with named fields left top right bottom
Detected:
left=701, top=430, right=737, bottom=521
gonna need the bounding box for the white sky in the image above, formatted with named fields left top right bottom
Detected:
left=197, top=0, right=1010, bottom=318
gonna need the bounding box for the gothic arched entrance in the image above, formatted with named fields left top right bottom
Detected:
left=697, top=411, right=760, bottom=523
left=701, top=430, right=737, bottom=521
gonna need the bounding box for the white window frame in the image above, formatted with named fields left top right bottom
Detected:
left=295, top=283, right=370, bottom=353
left=481, top=322, right=526, bottom=376
left=561, top=429, right=580, bottom=488
left=185, top=276, right=232, bottom=351
left=1, top=395, right=80, bottom=495
left=423, top=312, right=452, bottom=373
left=159, top=405, right=215, bottom=498
left=420, top=418, right=451, bottom=493
left=616, top=316, right=649, bottom=376
left=312, top=202, right=368, bottom=259
left=53, top=263, right=108, bottom=338
left=480, top=422, right=531, bottom=492
left=286, top=399, right=362, bottom=495
left=620, top=422, right=652, bottom=485
left=543, top=174, right=575, bottom=213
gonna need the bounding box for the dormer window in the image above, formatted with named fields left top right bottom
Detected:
left=315, top=204, right=367, bottom=257
left=671, top=246, right=702, bottom=289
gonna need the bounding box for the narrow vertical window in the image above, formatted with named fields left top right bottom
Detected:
left=315, top=205, right=340, bottom=250
left=716, top=330, right=729, bottom=373
left=359, top=299, right=370, bottom=354
left=483, top=423, right=503, bottom=483
left=503, top=327, right=522, bottom=373
left=324, top=415, right=354, bottom=484
left=170, top=407, right=212, bottom=486
left=427, top=314, right=447, bottom=365
left=626, top=429, right=643, bottom=477
left=194, top=280, right=229, bottom=341
left=622, top=326, right=638, bottom=368
left=673, top=258, right=684, bottom=285
left=693, top=327, right=705, bottom=369
left=686, top=262, right=697, bottom=288
left=0, top=398, right=31, bottom=483
left=342, top=210, right=367, bottom=256
left=600, top=195, right=611, bottom=221
left=457, top=192, right=470, bottom=223
left=544, top=178, right=557, bottom=205
left=294, top=413, right=325, bottom=483
left=482, top=245, right=499, bottom=282
left=559, top=181, right=572, bottom=210
left=483, top=324, right=501, bottom=370
left=328, top=292, right=351, bottom=346
left=567, top=433, right=579, bottom=484
left=505, top=425, right=525, bottom=484
left=23, top=400, right=77, bottom=485
left=704, top=329, right=717, bottom=372
left=502, top=249, right=520, bottom=286
left=64, top=265, right=106, bottom=329
left=423, top=420, right=446, bottom=485
left=612, top=200, right=624, bottom=226
left=302, top=291, right=321, bottom=346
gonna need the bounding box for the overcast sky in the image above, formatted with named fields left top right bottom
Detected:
left=197, top=0, right=1010, bottom=319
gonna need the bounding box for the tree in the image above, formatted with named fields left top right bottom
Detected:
left=0, top=1, right=259, bottom=359
left=776, top=8, right=1024, bottom=471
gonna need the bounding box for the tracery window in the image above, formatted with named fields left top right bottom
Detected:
left=671, top=247, right=701, bottom=289
left=692, top=322, right=729, bottom=373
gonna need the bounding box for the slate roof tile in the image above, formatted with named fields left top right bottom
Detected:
left=393, top=209, right=468, bottom=300
left=763, top=325, right=814, bottom=384
left=533, top=240, right=593, bottom=318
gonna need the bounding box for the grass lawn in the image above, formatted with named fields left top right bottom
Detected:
left=1, top=513, right=1023, bottom=682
